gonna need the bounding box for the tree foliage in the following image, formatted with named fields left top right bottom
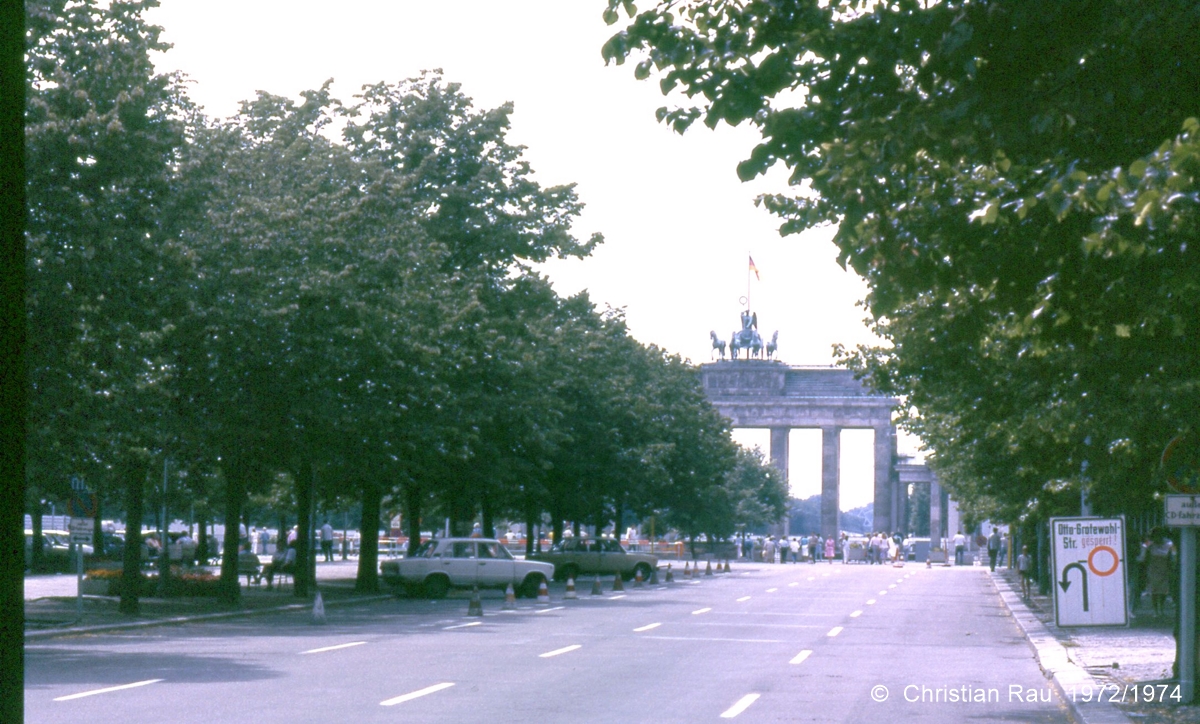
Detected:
left=603, top=0, right=1200, bottom=521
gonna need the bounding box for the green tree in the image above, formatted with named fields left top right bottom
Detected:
left=602, top=0, right=1200, bottom=520
left=26, top=0, right=190, bottom=612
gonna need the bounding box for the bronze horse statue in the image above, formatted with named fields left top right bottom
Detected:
left=766, top=330, right=779, bottom=359
left=710, top=331, right=727, bottom=360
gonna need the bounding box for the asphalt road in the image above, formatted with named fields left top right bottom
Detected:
left=25, top=562, right=1072, bottom=723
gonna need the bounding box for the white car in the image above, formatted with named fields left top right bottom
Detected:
left=380, top=537, right=554, bottom=599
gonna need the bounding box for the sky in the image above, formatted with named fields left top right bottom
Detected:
left=144, top=1, right=916, bottom=508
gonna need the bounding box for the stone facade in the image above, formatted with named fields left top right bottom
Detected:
left=700, top=361, right=901, bottom=538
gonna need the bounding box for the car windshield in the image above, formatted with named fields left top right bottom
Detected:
left=478, top=542, right=513, bottom=560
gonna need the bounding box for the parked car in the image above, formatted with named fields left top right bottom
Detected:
left=529, top=537, right=657, bottom=582
left=380, top=537, right=553, bottom=599
left=24, top=530, right=93, bottom=571
left=903, top=537, right=931, bottom=562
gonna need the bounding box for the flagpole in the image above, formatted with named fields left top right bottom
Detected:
left=746, top=253, right=751, bottom=312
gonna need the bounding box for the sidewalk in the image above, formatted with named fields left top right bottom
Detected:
left=988, top=565, right=1196, bottom=724
left=24, top=559, right=384, bottom=639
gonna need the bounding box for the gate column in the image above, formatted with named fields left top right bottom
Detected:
left=770, top=428, right=790, bottom=537
left=821, top=426, right=840, bottom=540
left=874, top=425, right=895, bottom=534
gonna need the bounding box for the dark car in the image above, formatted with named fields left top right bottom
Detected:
left=529, top=537, right=657, bottom=582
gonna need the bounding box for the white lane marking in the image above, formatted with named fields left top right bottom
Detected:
left=888, top=584, right=897, bottom=589
left=720, top=693, right=761, bottom=718
left=822, top=572, right=831, bottom=577
left=692, top=607, right=712, bottom=615
left=608, top=595, right=627, bottom=600
left=878, top=590, right=887, bottom=595
left=534, top=606, right=565, bottom=614
left=766, top=588, right=778, bottom=593
left=827, top=626, right=844, bottom=637
left=807, top=577, right=815, bottom=581
left=789, top=650, right=813, bottom=665
left=301, top=641, right=367, bottom=654
left=787, top=582, right=799, bottom=587
left=55, top=679, right=163, bottom=702
left=380, top=682, right=455, bottom=706
left=634, top=622, right=662, bottom=632
left=849, top=610, right=862, bottom=618
left=736, top=596, right=751, bottom=602
left=866, top=599, right=876, bottom=605
left=539, top=644, right=582, bottom=658
left=443, top=621, right=482, bottom=629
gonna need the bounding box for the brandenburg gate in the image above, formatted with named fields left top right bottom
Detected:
left=700, top=360, right=902, bottom=539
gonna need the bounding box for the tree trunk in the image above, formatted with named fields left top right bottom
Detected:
left=294, top=463, right=314, bottom=598
left=525, top=510, right=536, bottom=557
left=572, top=520, right=581, bottom=539
left=196, top=512, right=209, bottom=564
left=551, top=504, right=564, bottom=548
left=613, top=495, right=626, bottom=546
left=356, top=476, right=381, bottom=593
left=30, top=495, right=44, bottom=572
left=119, top=456, right=148, bottom=615
left=481, top=494, right=494, bottom=540
left=404, top=482, right=422, bottom=557
left=218, top=456, right=247, bottom=605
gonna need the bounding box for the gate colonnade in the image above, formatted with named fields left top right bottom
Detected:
left=700, top=361, right=902, bottom=539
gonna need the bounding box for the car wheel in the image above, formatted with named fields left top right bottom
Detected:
left=518, top=573, right=545, bottom=599
left=561, top=564, right=579, bottom=583
left=634, top=563, right=653, bottom=582
left=424, top=575, right=450, bottom=599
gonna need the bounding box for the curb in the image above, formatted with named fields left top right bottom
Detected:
left=990, top=573, right=1132, bottom=724
left=24, top=592, right=392, bottom=640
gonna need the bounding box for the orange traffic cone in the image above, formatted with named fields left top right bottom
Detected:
left=665, top=564, right=674, bottom=583
left=684, top=561, right=691, bottom=578
left=591, top=575, right=603, bottom=596
left=565, top=576, right=578, bottom=599
left=537, top=579, right=550, bottom=604
left=467, top=585, right=483, bottom=616
left=723, top=559, right=731, bottom=573
left=705, top=560, right=713, bottom=576
left=634, top=568, right=644, bottom=587
left=612, top=572, right=625, bottom=592
left=503, top=583, right=516, bottom=610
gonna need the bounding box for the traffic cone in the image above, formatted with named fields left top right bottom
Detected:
left=649, top=567, right=659, bottom=585
left=612, top=572, right=625, bottom=592
left=311, top=590, right=326, bottom=625
left=705, top=560, right=713, bottom=576
left=683, top=561, right=691, bottom=578
left=634, top=568, right=644, bottom=587
left=723, top=559, right=731, bottom=573
left=537, top=579, right=550, bottom=604
left=503, top=583, right=516, bottom=610
left=665, top=564, right=674, bottom=583
left=565, top=576, right=578, bottom=599
left=591, top=575, right=603, bottom=595
left=467, top=585, right=483, bottom=616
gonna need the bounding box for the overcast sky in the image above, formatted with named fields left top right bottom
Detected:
left=145, top=1, right=915, bottom=509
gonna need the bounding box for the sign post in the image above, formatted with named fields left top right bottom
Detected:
left=1166, top=495, right=1199, bottom=704
left=68, top=518, right=93, bottom=617
left=1049, top=516, right=1128, bottom=627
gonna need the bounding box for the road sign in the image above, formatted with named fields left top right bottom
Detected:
left=1050, top=516, right=1128, bottom=627
left=68, top=518, right=94, bottom=545
left=1166, top=495, right=1200, bottom=527
left=1163, top=432, right=1200, bottom=494
left=66, top=494, right=97, bottom=518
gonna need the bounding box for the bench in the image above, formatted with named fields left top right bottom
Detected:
left=237, top=555, right=262, bottom=585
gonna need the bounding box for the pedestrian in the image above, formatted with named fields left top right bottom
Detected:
left=872, top=533, right=887, bottom=565
left=258, top=527, right=270, bottom=555
left=764, top=536, right=775, bottom=564
left=1017, top=545, right=1033, bottom=600
left=320, top=520, right=334, bottom=562
left=790, top=536, right=800, bottom=564
left=824, top=535, right=835, bottom=563
left=986, top=529, right=1001, bottom=572
left=286, top=525, right=298, bottom=546
left=1139, top=528, right=1176, bottom=617
left=953, top=530, right=967, bottom=566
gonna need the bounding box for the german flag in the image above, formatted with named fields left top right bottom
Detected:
left=749, top=255, right=760, bottom=281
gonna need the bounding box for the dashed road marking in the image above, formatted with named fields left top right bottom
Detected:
left=608, top=595, right=627, bottom=600
left=692, top=607, right=713, bottom=615
left=766, top=588, right=778, bottom=593
left=380, top=682, right=455, bottom=706
left=720, top=693, right=761, bottom=718
left=849, top=610, right=862, bottom=618
left=633, top=623, right=662, bottom=632
left=736, top=596, right=751, bottom=602
left=539, top=644, right=582, bottom=658
left=888, top=584, right=897, bottom=589
left=879, top=590, right=888, bottom=595
left=443, top=621, right=482, bottom=629
left=55, top=679, right=162, bottom=702
left=789, top=650, right=813, bottom=665
left=301, top=641, right=367, bottom=654
left=866, top=599, right=876, bottom=605
left=788, top=582, right=799, bottom=587
left=534, top=606, right=565, bottom=614
left=827, top=626, right=844, bottom=637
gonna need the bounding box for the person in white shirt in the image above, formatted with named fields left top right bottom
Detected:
left=953, top=531, right=967, bottom=565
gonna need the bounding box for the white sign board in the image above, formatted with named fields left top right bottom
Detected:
left=1050, top=516, right=1128, bottom=627
left=68, top=518, right=94, bottom=545
left=1166, top=495, right=1200, bottom=527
